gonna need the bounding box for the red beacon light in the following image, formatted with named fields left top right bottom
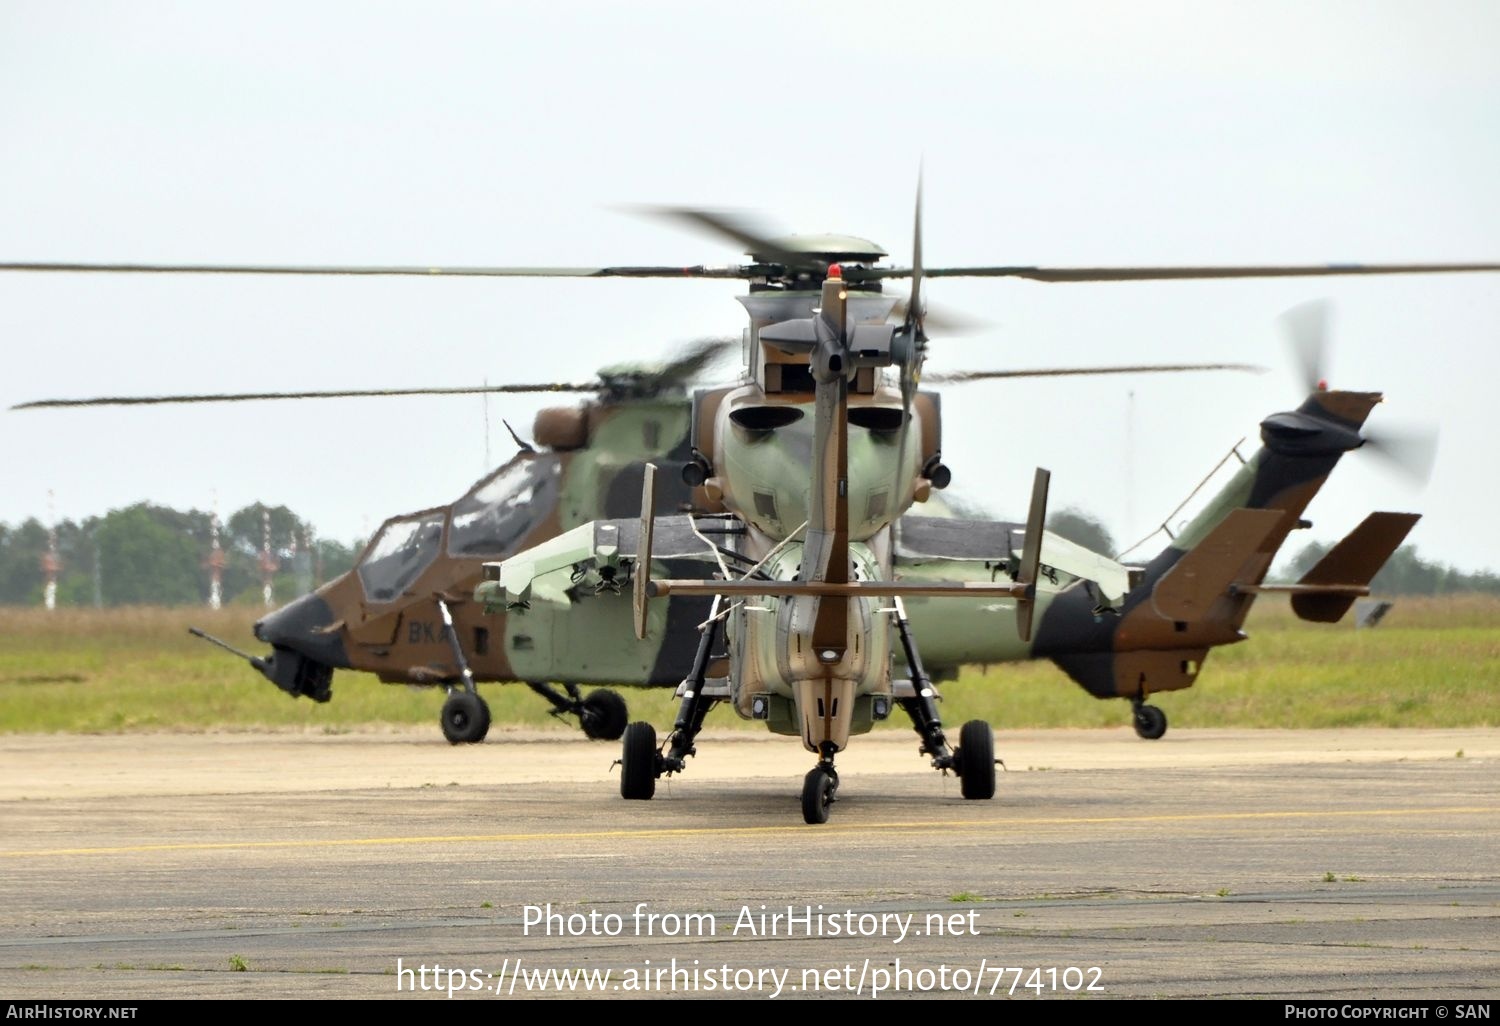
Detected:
left=827, top=263, right=843, bottom=279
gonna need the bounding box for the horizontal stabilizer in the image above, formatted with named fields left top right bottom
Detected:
left=1292, top=512, right=1420, bottom=622
left=1151, top=508, right=1284, bottom=621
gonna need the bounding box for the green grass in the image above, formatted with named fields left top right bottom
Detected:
left=0, top=597, right=1496, bottom=733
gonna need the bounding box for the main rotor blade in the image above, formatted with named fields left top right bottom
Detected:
left=908, top=171, right=924, bottom=337
left=925, top=362, right=1265, bottom=384
left=632, top=207, right=809, bottom=267
left=876, top=262, right=1500, bottom=282
left=0, top=261, right=752, bottom=279
left=12, top=382, right=599, bottom=410
left=650, top=336, right=738, bottom=388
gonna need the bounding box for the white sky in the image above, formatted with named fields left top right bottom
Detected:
left=2, top=1, right=1498, bottom=572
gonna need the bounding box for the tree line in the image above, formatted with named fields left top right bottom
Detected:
left=0, top=503, right=362, bottom=607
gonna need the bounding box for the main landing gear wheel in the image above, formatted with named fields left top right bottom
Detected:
left=1134, top=703, right=1168, bottom=740
left=579, top=690, right=628, bottom=741
left=955, top=720, right=996, bottom=800
left=620, top=721, right=658, bottom=800
left=801, top=766, right=838, bottom=825
left=440, top=691, right=490, bottom=744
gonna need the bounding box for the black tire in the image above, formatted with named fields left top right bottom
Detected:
left=956, top=720, right=996, bottom=800
left=620, top=721, right=658, bottom=800
left=440, top=691, right=490, bottom=745
left=1134, top=704, right=1168, bottom=740
left=579, top=689, right=629, bottom=741
left=801, top=767, right=836, bottom=824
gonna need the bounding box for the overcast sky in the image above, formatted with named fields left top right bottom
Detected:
left=2, top=1, right=1498, bottom=573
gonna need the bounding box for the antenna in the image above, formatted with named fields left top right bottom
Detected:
left=1125, top=388, right=1136, bottom=545
left=483, top=376, right=492, bottom=472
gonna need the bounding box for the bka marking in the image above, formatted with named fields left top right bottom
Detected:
left=407, top=621, right=451, bottom=645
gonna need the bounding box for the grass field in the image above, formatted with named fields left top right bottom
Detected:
left=1, top=597, right=1497, bottom=734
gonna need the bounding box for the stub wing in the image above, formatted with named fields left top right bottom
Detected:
left=895, top=515, right=1130, bottom=605
left=473, top=516, right=720, bottom=686
left=893, top=514, right=1123, bottom=667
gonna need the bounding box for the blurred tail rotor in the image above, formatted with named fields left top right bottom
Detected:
left=1281, top=299, right=1331, bottom=393
left=1279, top=300, right=1438, bottom=485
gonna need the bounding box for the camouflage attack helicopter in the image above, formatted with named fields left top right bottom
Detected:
left=14, top=339, right=733, bottom=744
left=463, top=202, right=1491, bottom=823
left=6, top=201, right=1495, bottom=800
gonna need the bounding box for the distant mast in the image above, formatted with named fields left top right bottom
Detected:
left=207, top=494, right=225, bottom=611
left=41, top=490, right=59, bottom=612
left=259, top=508, right=276, bottom=609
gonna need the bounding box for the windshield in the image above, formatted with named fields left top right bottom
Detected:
left=356, top=512, right=445, bottom=602
left=446, top=455, right=561, bottom=557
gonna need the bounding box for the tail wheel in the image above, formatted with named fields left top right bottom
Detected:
left=955, top=720, right=996, bottom=800
left=440, top=691, right=490, bottom=745
left=620, top=721, right=658, bottom=800
left=801, top=767, right=837, bottom=825
left=579, top=689, right=629, bottom=741
left=1134, top=704, right=1168, bottom=740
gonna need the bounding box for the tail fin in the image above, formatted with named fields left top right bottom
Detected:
left=1290, top=512, right=1420, bottom=622
left=1149, top=509, right=1283, bottom=622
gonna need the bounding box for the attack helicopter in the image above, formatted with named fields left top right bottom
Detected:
left=15, top=341, right=735, bottom=744
left=5, top=199, right=1495, bottom=807
left=467, top=201, right=1489, bottom=823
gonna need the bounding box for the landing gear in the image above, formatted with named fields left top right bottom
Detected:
left=955, top=720, right=996, bottom=799
left=436, top=598, right=489, bottom=744
left=526, top=682, right=630, bottom=740
left=801, top=763, right=838, bottom=824
left=440, top=690, right=491, bottom=744
left=892, top=599, right=998, bottom=801
left=1133, top=700, right=1168, bottom=740
left=619, top=721, right=659, bottom=800
left=579, top=689, right=628, bottom=740
left=617, top=599, right=724, bottom=803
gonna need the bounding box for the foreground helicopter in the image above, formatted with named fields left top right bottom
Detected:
left=6, top=199, right=1494, bottom=800
left=462, top=202, right=1489, bottom=823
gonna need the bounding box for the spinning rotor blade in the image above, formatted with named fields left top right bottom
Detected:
left=0, top=260, right=750, bottom=280
left=1014, top=467, right=1051, bottom=644
left=635, top=207, right=810, bottom=268
left=888, top=297, right=984, bottom=335
left=1275, top=301, right=1437, bottom=485
left=1280, top=300, right=1331, bottom=393
left=1362, top=424, right=1440, bottom=486
left=14, top=335, right=736, bottom=411
left=890, top=175, right=926, bottom=505
left=12, top=383, right=598, bottom=410
left=926, top=362, right=1265, bottom=384
left=649, top=336, right=737, bottom=388
left=878, top=261, right=1500, bottom=283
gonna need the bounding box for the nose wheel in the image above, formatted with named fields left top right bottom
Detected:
left=1132, top=697, right=1168, bottom=740
left=440, top=690, right=491, bottom=744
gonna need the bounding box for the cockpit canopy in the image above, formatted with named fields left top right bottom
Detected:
left=355, top=455, right=562, bottom=603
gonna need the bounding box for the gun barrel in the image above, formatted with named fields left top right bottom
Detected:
left=187, top=627, right=267, bottom=672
